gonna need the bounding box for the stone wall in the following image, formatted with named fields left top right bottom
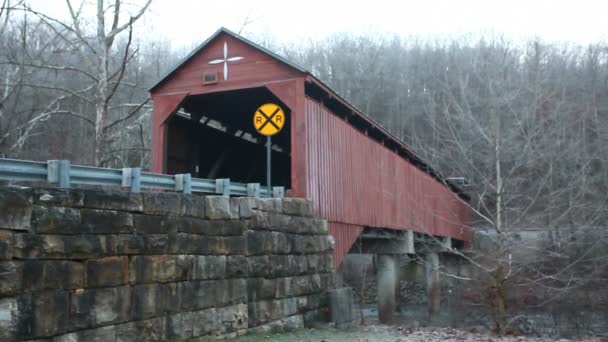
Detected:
left=0, top=187, right=334, bottom=341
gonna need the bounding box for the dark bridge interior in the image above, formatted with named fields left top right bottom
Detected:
left=165, top=87, right=292, bottom=189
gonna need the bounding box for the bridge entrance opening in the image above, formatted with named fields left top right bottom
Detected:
left=164, top=87, right=292, bottom=190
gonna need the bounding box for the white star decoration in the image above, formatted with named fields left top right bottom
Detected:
left=209, top=42, right=244, bottom=80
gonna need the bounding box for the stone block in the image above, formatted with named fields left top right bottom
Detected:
left=255, top=198, right=282, bottom=213
left=178, top=280, right=219, bottom=311
left=182, top=194, right=205, bottom=218
left=310, top=274, right=322, bottom=292
left=229, top=197, right=240, bottom=219
left=246, top=231, right=288, bottom=255
left=81, top=209, right=133, bottom=234
left=171, top=235, right=245, bottom=255
left=116, top=317, right=166, bottom=342
left=192, top=255, right=226, bottom=280
left=247, top=256, right=270, bottom=278
left=191, top=308, right=219, bottom=336
left=31, top=206, right=81, bottom=234
left=0, top=297, right=18, bottom=341
left=217, top=304, right=248, bottom=333
left=54, top=325, right=116, bottom=342
left=181, top=218, right=247, bottom=236
left=29, top=290, right=69, bottom=338
left=249, top=211, right=290, bottom=232
left=247, top=278, right=277, bottom=302
left=116, top=234, right=144, bottom=254
left=236, top=197, right=256, bottom=218
left=306, top=254, right=321, bottom=274
left=204, top=196, right=232, bottom=220
left=226, top=255, right=248, bottom=278
left=320, top=273, right=334, bottom=290
left=291, top=275, right=312, bottom=296
left=0, top=230, right=14, bottom=260
left=0, top=261, right=22, bottom=296
left=248, top=300, right=279, bottom=326
left=83, top=189, right=143, bottom=212
left=288, top=255, right=309, bottom=276
left=70, top=286, right=131, bottom=330
left=218, top=279, right=247, bottom=306
left=159, top=282, right=181, bottom=313
left=133, top=214, right=180, bottom=234
left=0, top=188, right=32, bottom=231
left=282, top=198, right=313, bottom=217
left=166, top=311, right=194, bottom=339
left=86, top=256, right=128, bottom=287
left=268, top=255, right=289, bottom=278
left=16, top=234, right=118, bottom=259
left=129, top=255, right=192, bottom=284
left=33, top=188, right=84, bottom=207
left=291, top=235, right=332, bottom=254
left=132, top=284, right=163, bottom=320
left=290, top=216, right=328, bottom=235
left=143, top=192, right=183, bottom=215
left=23, top=260, right=84, bottom=291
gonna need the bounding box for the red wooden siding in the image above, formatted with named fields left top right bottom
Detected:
left=304, top=97, right=470, bottom=240
left=328, top=222, right=364, bottom=269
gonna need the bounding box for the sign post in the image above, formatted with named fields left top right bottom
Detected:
left=253, top=103, right=286, bottom=197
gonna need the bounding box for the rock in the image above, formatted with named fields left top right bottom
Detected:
left=133, top=214, right=180, bottom=234
left=0, top=188, right=32, bottom=232
left=54, top=325, right=116, bottom=342
left=282, top=314, right=304, bottom=331
left=33, top=188, right=84, bottom=207
left=83, top=189, right=143, bottom=212
left=129, top=255, right=192, bottom=284
left=181, top=194, right=205, bottom=218
left=255, top=198, right=282, bottom=213
left=166, top=311, right=194, bottom=339
left=81, top=209, right=133, bottom=234
left=191, top=308, right=219, bottom=336
left=142, top=192, right=183, bottom=215
left=131, top=284, right=163, bottom=320
left=23, top=260, right=84, bottom=291
left=226, top=255, right=248, bottom=278
left=86, top=256, right=128, bottom=287
left=69, top=286, right=131, bottom=330
left=0, top=297, right=18, bottom=341
left=282, top=198, right=313, bottom=217
left=0, top=230, right=14, bottom=260
left=181, top=218, right=247, bottom=236
left=204, top=196, right=232, bottom=220
left=217, top=304, right=248, bottom=333
left=29, top=290, right=70, bottom=338
left=192, top=255, right=226, bottom=280
left=247, top=278, right=277, bottom=302
left=0, top=261, right=22, bottom=296
left=178, top=280, right=220, bottom=311
left=31, top=206, right=81, bottom=234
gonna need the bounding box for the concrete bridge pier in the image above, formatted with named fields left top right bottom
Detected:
left=425, top=252, right=441, bottom=319
left=377, top=254, right=397, bottom=323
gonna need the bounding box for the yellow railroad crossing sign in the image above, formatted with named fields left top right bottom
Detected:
left=253, top=103, right=285, bottom=136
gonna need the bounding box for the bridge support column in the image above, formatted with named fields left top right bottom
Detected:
left=377, top=254, right=397, bottom=323
left=425, top=252, right=441, bottom=320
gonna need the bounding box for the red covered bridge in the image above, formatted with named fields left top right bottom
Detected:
left=149, top=28, right=471, bottom=268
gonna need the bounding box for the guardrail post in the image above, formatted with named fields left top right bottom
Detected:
left=215, top=178, right=230, bottom=196
left=272, top=186, right=285, bottom=198
left=122, top=168, right=141, bottom=192
left=47, top=160, right=70, bottom=188
left=131, top=168, right=141, bottom=192
left=246, top=183, right=260, bottom=197
left=184, top=174, right=192, bottom=194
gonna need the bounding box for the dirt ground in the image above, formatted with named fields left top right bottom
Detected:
left=230, top=325, right=605, bottom=342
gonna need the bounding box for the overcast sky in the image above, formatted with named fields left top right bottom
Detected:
left=28, top=0, right=608, bottom=48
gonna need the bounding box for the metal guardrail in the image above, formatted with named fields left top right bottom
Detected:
left=0, top=158, right=285, bottom=198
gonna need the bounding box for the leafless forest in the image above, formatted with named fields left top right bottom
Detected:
left=1, top=0, right=607, bottom=335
